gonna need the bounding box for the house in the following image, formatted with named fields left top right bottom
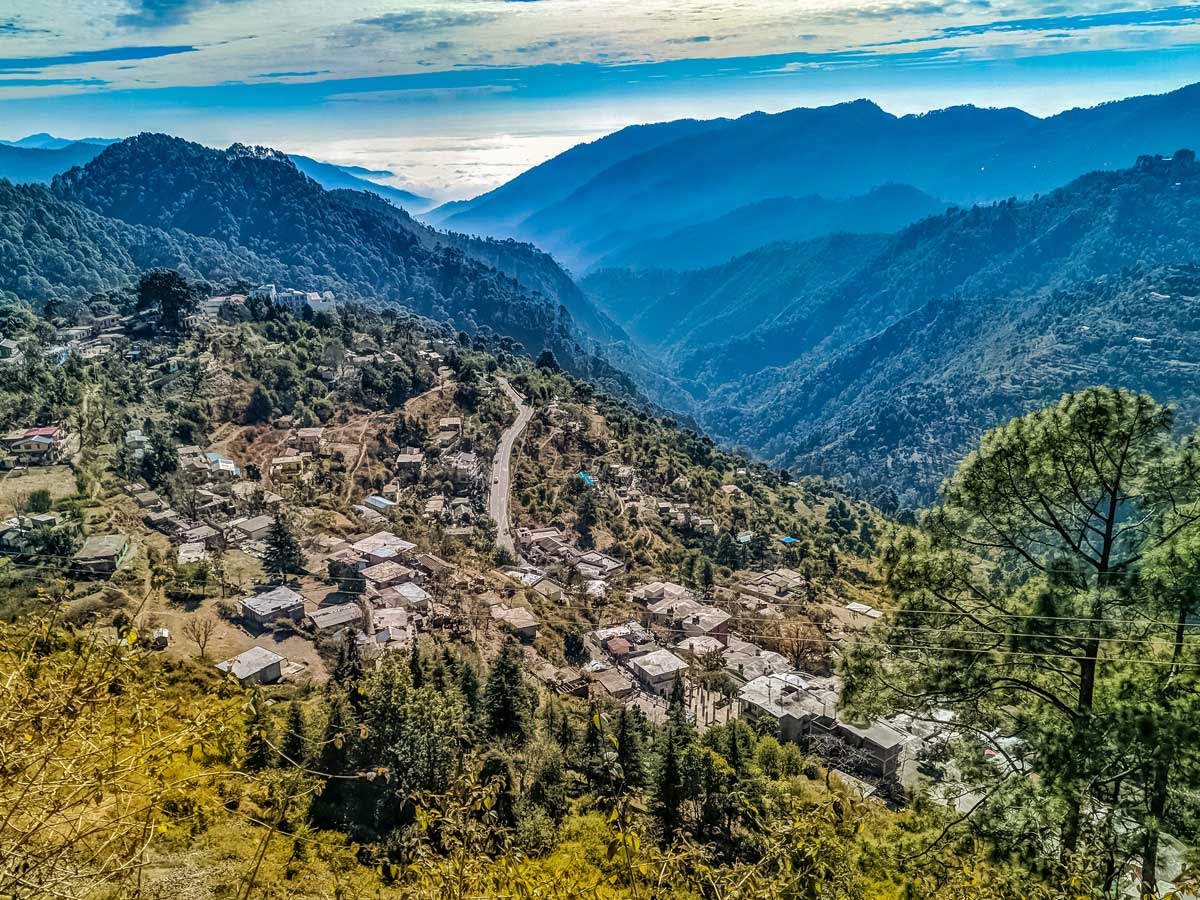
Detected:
left=203, top=451, right=241, bottom=480
left=437, top=416, right=462, bottom=447
left=423, top=495, right=446, bottom=517
left=217, top=646, right=285, bottom=686
left=240, top=585, right=305, bottom=626
left=361, top=560, right=417, bottom=589
left=723, top=636, right=792, bottom=684
left=573, top=550, right=625, bottom=579
left=372, top=607, right=413, bottom=650
left=443, top=450, right=481, bottom=485
left=493, top=604, right=540, bottom=641
left=628, top=649, right=689, bottom=697
left=380, top=581, right=432, bottom=610
left=351, top=531, right=416, bottom=560
left=234, top=483, right=284, bottom=512
left=364, top=495, right=396, bottom=514
left=631, top=581, right=694, bottom=606
left=71, top=534, right=131, bottom=575
left=836, top=720, right=908, bottom=778
left=182, top=523, right=222, bottom=549
left=647, top=596, right=704, bottom=627
left=294, top=426, right=325, bottom=454
left=673, top=634, right=726, bottom=660
left=738, top=673, right=830, bottom=743
left=681, top=606, right=731, bottom=646
left=133, top=490, right=164, bottom=510
left=530, top=576, right=564, bottom=603
left=308, top=602, right=364, bottom=633
left=6, top=426, right=67, bottom=465
left=269, top=455, right=305, bottom=484
left=229, top=515, right=274, bottom=543
left=589, top=666, right=635, bottom=699
left=395, top=447, right=425, bottom=476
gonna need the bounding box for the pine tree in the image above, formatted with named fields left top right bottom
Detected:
left=616, top=706, right=646, bottom=789
left=264, top=516, right=305, bottom=582
left=484, top=640, right=530, bottom=743
left=243, top=690, right=276, bottom=771
left=580, top=703, right=609, bottom=791
left=654, top=728, right=685, bottom=835
left=332, top=636, right=365, bottom=711
left=280, top=701, right=308, bottom=766
left=458, top=660, right=480, bottom=713
left=409, top=638, right=424, bottom=688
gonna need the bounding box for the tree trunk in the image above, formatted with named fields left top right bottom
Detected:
left=1141, top=755, right=1168, bottom=899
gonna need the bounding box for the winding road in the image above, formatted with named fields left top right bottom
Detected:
left=488, top=376, right=534, bottom=556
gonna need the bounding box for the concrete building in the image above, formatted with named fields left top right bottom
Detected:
left=628, top=648, right=689, bottom=696
left=240, top=585, right=305, bottom=626
left=308, top=603, right=364, bottom=633
left=71, top=534, right=131, bottom=576
left=217, top=646, right=285, bottom=686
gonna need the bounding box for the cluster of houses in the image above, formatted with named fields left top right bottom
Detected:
left=46, top=313, right=131, bottom=363
left=560, top=578, right=910, bottom=781
left=517, top=526, right=625, bottom=582
left=216, top=528, right=455, bottom=686
left=125, top=440, right=284, bottom=564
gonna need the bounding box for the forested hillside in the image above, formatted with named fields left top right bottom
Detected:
left=595, top=185, right=946, bottom=272
left=588, top=151, right=1200, bottom=497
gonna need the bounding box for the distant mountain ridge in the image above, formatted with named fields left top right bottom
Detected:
left=0, top=133, right=435, bottom=213
left=596, top=185, right=947, bottom=271
left=586, top=150, right=1200, bottom=496
left=438, top=81, right=1200, bottom=273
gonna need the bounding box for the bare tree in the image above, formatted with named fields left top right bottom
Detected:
left=182, top=616, right=218, bottom=659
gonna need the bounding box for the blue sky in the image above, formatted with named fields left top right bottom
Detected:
left=2, top=1, right=1200, bottom=199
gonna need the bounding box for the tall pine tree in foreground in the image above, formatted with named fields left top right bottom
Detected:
left=843, top=387, right=1200, bottom=885
left=484, top=640, right=530, bottom=744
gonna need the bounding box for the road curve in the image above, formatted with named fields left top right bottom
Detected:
left=488, top=376, right=534, bottom=556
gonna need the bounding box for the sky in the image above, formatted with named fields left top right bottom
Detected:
left=2, top=1, right=1200, bottom=200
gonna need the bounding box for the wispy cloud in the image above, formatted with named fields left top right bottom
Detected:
left=0, top=19, right=50, bottom=34
left=0, top=46, right=196, bottom=69
left=117, top=0, right=247, bottom=28
left=866, top=4, right=1200, bottom=46
left=356, top=11, right=499, bottom=33
left=326, top=84, right=517, bottom=104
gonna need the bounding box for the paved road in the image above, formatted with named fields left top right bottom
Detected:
left=488, top=376, right=533, bottom=556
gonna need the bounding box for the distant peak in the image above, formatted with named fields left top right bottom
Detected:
left=226, top=142, right=291, bottom=165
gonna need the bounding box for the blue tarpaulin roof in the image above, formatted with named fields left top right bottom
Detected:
left=577, top=473, right=595, bottom=486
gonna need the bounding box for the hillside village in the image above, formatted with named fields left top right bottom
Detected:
left=0, top=276, right=927, bottom=796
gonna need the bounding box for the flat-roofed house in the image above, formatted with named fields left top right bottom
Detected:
left=229, top=515, right=274, bottom=543
left=294, top=426, right=325, bottom=454
left=240, top=585, right=305, bottom=626
left=217, top=646, right=284, bottom=686
left=361, top=560, right=416, bottom=589
left=308, top=602, right=364, bottom=633
left=492, top=604, right=540, bottom=641
left=646, top=596, right=704, bottom=627
left=628, top=649, right=689, bottom=697
left=681, top=606, right=731, bottom=646
left=71, top=533, right=131, bottom=576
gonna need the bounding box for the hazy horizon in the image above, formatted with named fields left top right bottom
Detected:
left=4, top=1, right=1200, bottom=200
